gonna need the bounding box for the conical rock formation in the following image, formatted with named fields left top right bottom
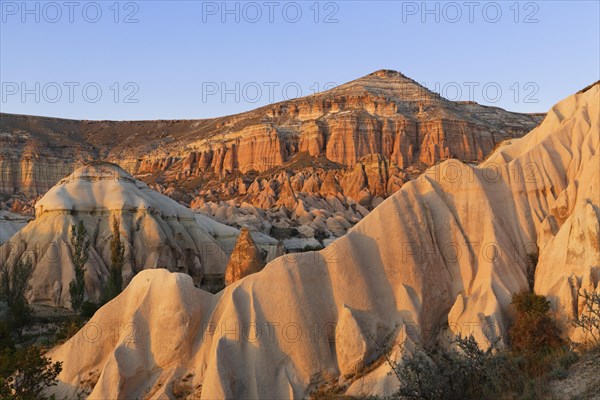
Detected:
left=224, top=227, right=266, bottom=285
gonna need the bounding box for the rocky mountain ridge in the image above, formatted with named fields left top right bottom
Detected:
left=0, top=70, right=544, bottom=241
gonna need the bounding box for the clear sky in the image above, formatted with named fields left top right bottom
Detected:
left=1, top=0, right=598, bottom=120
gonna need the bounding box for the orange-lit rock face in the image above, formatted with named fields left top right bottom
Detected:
left=0, top=71, right=543, bottom=215
left=224, top=227, right=266, bottom=286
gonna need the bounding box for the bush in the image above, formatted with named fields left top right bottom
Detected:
left=389, top=291, right=568, bottom=400
left=80, top=301, right=100, bottom=319
left=387, top=335, right=574, bottom=400
left=390, top=335, right=521, bottom=400
left=54, top=318, right=85, bottom=344
left=509, top=292, right=563, bottom=355
left=171, top=378, right=193, bottom=399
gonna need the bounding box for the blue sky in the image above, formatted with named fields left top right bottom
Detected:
left=1, top=0, right=598, bottom=120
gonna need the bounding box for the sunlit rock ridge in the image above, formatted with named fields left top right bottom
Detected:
left=46, top=83, right=598, bottom=399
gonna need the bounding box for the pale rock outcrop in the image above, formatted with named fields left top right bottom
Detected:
left=49, top=269, right=216, bottom=399
left=335, top=304, right=380, bottom=376
left=193, top=190, right=368, bottom=247
left=0, top=163, right=227, bottom=307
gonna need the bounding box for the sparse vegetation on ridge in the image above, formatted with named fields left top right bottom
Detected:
left=378, top=291, right=596, bottom=400
left=573, top=289, right=600, bottom=348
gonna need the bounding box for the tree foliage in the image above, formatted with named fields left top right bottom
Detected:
left=68, top=221, right=90, bottom=314
left=0, top=259, right=62, bottom=399
left=0, top=258, right=33, bottom=335
left=101, top=216, right=125, bottom=304
left=0, top=346, right=62, bottom=400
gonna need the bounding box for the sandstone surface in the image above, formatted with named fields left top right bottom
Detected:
left=46, top=84, right=598, bottom=399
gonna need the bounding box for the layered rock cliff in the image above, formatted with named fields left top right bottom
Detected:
left=45, top=84, right=598, bottom=399
left=0, top=70, right=544, bottom=241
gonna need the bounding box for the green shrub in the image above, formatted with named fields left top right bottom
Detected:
left=80, top=301, right=99, bottom=319
left=55, top=318, right=85, bottom=344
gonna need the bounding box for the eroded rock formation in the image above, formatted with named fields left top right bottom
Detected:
left=0, top=163, right=228, bottom=307
left=46, top=84, right=598, bottom=399
left=224, top=227, right=266, bottom=286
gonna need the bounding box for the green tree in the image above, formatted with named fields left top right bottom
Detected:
left=0, top=258, right=33, bottom=336
left=68, top=221, right=90, bottom=314
left=0, top=346, right=62, bottom=400
left=101, top=216, right=125, bottom=304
